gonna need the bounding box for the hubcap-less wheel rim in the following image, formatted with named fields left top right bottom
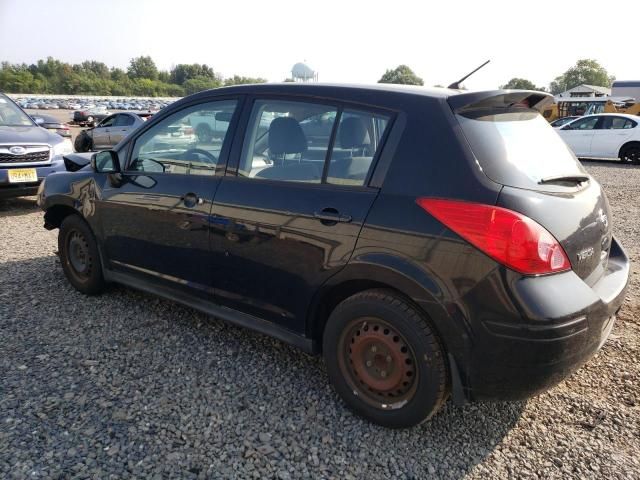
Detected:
left=67, top=230, right=91, bottom=278
left=338, top=317, right=418, bottom=409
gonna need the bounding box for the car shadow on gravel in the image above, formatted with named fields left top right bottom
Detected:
left=0, top=196, right=39, bottom=217
left=1, top=255, right=525, bottom=478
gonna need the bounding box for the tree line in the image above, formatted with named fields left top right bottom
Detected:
left=378, top=59, right=615, bottom=94
left=0, top=56, right=267, bottom=97
left=0, top=56, right=616, bottom=97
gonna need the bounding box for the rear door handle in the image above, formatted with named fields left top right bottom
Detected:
left=314, top=208, right=352, bottom=224
left=181, top=192, right=203, bottom=208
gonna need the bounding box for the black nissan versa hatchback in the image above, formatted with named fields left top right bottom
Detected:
left=37, top=83, right=629, bottom=428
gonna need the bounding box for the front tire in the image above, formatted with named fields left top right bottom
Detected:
left=74, top=131, right=93, bottom=152
left=323, top=289, right=448, bottom=428
left=58, top=215, right=105, bottom=295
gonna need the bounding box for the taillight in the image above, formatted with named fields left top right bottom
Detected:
left=416, top=198, right=571, bottom=275
left=183, top=127, right=194, bottom=135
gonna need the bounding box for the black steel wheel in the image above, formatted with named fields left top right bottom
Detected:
left=58, top=215, right=105, bottom=295
left=620, top=144, right=640, bottom=165
left=323, top=289, right=448, bottom=428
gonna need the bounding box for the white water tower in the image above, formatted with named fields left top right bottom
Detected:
left=291, top=62, right=317, bottom=82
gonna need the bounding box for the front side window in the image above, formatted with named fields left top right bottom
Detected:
left=568, top=117, right=599, bottom=130
left=129, top=100, right=237, bottom=176
left=99, top=115, right=117, bottom=128
left=115, top=114, right=135, bottom=127
left=239, top=100, right=338, bottom=183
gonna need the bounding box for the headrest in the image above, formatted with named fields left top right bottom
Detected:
left=268, top=117, right=307, bottom=155
left=339, top=117, right=371, bottom=149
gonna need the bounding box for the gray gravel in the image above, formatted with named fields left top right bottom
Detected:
left=1, top=161, right=639, bottom=479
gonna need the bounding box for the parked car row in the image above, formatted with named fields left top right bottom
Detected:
left=15, top=97, right=175, bottom=111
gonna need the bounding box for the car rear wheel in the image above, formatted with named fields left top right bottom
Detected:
left=620, top=143, right=640, bottom=165
left=58, top=215, right=105, bottom=295
left=323, top=289, right=448, bottom=428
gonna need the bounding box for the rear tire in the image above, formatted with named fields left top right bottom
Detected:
left=620, top=143, right=640, bottom=165
left=323, top=289, right=448, bottom=428
left=58, top=215, right=105, bottom=295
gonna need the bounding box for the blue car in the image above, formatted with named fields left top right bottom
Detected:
left=0, top=92, right=72, bottom=198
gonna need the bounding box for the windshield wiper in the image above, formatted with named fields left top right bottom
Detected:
left=538, top=174, right=589, bottom=185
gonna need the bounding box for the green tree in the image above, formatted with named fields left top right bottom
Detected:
left=223, top=75, right=267, bottom=86
left=127, top=56, right=158, bottom=80
left=500, top=78, right=540, bottom=90
left=170, top=63, right=217, bottom=85
left=549, top=59, right=614, bottom=95
left=378, top=65, right=424, bottom=86
left=182, top=75, right=222, bottom=95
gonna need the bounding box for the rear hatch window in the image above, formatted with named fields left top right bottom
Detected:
left=454, top=108, right=586, bottom=190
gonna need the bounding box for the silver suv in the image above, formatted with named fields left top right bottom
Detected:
left=0, top=93, right=72, bottom=198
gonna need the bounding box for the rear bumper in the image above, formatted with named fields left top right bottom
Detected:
left=452, top=236, right=629, bottom=402
left=0, top=159, right=66, bottom=198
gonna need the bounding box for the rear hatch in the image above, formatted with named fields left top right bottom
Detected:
left=449, top=91, right=612, bottom=284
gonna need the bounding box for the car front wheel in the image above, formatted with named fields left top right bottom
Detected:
left=323, top=289, right=449, bottom=428
left=58, top=215, right=105, bottom=295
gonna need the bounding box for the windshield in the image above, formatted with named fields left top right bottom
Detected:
left=0, top=95, right=34, bottom=127
left=456, top=109, right=585, bottom=189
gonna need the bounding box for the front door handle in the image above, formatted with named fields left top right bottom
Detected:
left=314, top=208, right=352, bottom=225
left=181, top=192, right=202, bottom=208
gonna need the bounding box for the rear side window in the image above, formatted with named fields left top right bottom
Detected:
left=610, top=117, right=636, bottom=129
left=326, top=110, right=389, bottom=186
left=239, top=100, right=337, bottom=183
left=238, top=99, right=391, bottom=186
left=456, top=109, right=586, bottom=189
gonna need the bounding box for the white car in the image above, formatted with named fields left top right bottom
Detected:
left=557, top=113, right=640, bottom=164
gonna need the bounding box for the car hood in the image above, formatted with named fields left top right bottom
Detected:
left=0, top=125, right=62, bottom=145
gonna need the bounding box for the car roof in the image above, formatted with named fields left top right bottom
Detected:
left=577, top=113, right=640, bottom=120
left=201, top=82, right=460, bottom=99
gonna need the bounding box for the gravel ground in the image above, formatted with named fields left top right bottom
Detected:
left=1, top=161, right=639, bottom=479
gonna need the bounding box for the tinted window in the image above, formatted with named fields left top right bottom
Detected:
left=457, top=110, right=586, bottom=189
left=129, top=100, right=237, bottom=176
left=239, top=100, right=338, bottom=183
left=326, top=110, right=389, bottom=186
left=115, top=114, right=135, bottom=127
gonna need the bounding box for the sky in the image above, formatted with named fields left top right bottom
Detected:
left=1, top=0, right=638, bottom=90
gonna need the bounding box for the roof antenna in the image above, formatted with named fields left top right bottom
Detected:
left=447, top=60, right=490, bottom=89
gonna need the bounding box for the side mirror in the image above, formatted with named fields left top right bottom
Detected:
left=561, top=125, right=572, bottom=130
left=91, top=150, right=120, bottom=173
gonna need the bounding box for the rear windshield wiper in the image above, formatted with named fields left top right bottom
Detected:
left=538, top=174, right=589, bottom=185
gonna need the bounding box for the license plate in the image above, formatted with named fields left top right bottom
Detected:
left=8, top=168, right=38, bottom=183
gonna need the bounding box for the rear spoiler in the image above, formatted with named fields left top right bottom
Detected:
left=448, top=90, right=554, bottom=114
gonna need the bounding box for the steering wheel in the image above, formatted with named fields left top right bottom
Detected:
left=183, top=148, right=217, bottom=164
